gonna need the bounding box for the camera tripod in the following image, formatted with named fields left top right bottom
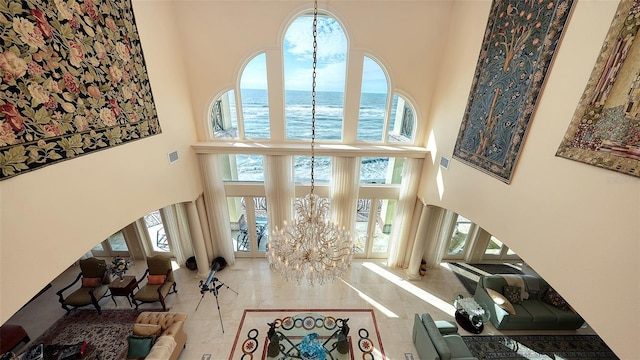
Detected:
left=196, top=276, right=238, bottom=333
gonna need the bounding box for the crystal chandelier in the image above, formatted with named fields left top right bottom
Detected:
left=267, top=1, right=353, bottom=285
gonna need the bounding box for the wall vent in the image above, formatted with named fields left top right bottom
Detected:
left=168, top=150, right=179, bottom=164
left=439, top=156, right=450, bottom=170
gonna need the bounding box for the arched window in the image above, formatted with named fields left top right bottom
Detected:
left=202, top=9, right=424, bottom=260
left=284, top=14, right=347, bottom=140
left=240, top=53, right=270, bottom=139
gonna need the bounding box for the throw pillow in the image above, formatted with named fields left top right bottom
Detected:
left=127, top=335, right=154, bottom=358
left=503, top=285, right=522, bottom=304
left=542, top=287, right=569, bottom=310
left=133, top=323, right=162, bottom=337
left=486, top=288, right=516, bottom=314
left=81, top=277, right=101, bottom=287
left=147, top=275, right=167, bottom=285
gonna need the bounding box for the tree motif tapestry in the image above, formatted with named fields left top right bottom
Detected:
left=556, top=0, right=640, bottom=178
left=0, top=0, right=161, bottom=180
left=453, top=0, right=574, bottom=183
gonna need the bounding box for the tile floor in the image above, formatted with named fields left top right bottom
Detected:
left=5, top=259, right=595, bottom=360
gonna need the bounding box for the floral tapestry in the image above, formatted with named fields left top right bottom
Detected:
left=0, top=0, right=160, bottom=180
left=453, top=0, right=575, bottom=183
left=556, top=0, right=640, bottom=178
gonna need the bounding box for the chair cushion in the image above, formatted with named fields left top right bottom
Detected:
left=134, top=282, right=174, bottom=302
left=147, top=275, right=166, bottom=285
left=64, top=285, right=108, bottom=306
left=79, top=258, right=107, bottom=278
left=81, top=277, right=101, bottom=287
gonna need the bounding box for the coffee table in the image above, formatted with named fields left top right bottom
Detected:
left=266, top=313, right=350, bottom=359
left=108, top=276, right=138, bottom=307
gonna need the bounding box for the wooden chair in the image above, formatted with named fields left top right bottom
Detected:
left=56, top=257, right=111, bottom=314
left=132, top=255, right=177, bottom=311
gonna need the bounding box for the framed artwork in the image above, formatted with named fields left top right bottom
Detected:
left=453, top=0, right=575, bottom=183
left=0, top=0, right=161, bottom=180
left=556, top=0, right=640, bottom=178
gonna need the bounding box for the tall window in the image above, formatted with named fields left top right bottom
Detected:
left=143, top=210, right=171, bottom=254
left=447, top=215, right=472, bottom=256
left=241, top=54, right=270, bottom=139
left=91, top=231, right=129, bottom=257
left=284, top=14, right=347, bottom=140
left=358, top=56, right=388, bottom=142
left=207, top=10, right=420, bottom=259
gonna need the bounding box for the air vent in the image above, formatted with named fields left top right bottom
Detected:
left=439, top=156, right=450, bottom=170
left=168, top=150, right=179, bottom=164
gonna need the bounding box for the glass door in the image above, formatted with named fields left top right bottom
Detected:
left=141, top=210, right=173, bottom=256
left=443, top=214, right=474, bottom=260
left=229, top=196, right=268, bottom=257
left=353, top=198, right=393, bottom=258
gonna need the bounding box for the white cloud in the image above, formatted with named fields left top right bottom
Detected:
left=285, top=16, right=346, bottom=64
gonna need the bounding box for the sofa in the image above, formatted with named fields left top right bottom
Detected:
left=127, top=312, right=188, bottom=360
left=473, top=274, right=584, bottom=330
left=412, top=313, right=477, bottom=360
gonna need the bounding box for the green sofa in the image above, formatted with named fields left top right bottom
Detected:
left=473, top=274, right=584, bottom=330
left=412, top=313, right=477, bottom=360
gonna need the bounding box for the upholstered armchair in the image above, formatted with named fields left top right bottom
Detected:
left=56, top=257, right=111, bottom=314
left=132, top=255, right=177, bottom=311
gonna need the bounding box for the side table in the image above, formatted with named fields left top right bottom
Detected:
left=453, top=294, right=487, bottom=334
left=109, top=276, right=138, bottom=307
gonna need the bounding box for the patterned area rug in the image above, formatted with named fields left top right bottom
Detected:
left=462, top=335, right=619, bottom=359
left=32, top=309, right=147, bottom=360
left=230, top=309, right=385, bottom=360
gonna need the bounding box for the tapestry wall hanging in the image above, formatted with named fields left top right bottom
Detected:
left=556, top=0, right=640, bottom=178
left=0, top=0, right=161, bottom=180
left=453, top=0, right=575, bottom=183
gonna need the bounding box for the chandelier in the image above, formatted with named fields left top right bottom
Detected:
left=267, top=1, right=353, bottom=285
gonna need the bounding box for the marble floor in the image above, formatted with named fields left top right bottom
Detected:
left=5, top=259, right=595, bottom=360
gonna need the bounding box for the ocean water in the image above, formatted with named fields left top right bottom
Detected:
left=232, top=89, right=396, bottom=183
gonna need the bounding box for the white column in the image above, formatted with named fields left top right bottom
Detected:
left=186, top=200, right=210, bottom=278
left=195, top=195, right=214, bottom=262
left=406, top=203, right=431, bottom=279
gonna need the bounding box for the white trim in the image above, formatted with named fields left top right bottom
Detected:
left=192, top=141, right=429, bottom=158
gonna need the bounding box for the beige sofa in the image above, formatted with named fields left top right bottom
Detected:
left=128, top=312, right=188, bottom=360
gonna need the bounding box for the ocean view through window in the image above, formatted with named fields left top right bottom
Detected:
left=224, top=88, right=403, bottom=183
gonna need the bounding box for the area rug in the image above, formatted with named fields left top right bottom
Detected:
left=32, top=309, right=148, bottom=360
left=230, top=309, right=386, bottom=360
left=462, top=335, right=619, bottom=359
left=449, top=262, right=524, bottom=295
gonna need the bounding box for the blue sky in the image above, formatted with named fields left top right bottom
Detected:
left=241, top=16, right=388, bottom=94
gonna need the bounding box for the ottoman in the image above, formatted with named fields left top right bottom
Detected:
left=0, top=324, right=30, bottom=354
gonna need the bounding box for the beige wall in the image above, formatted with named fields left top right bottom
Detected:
left=0, top=1, right=202, bottom=322
left=421, top=1, right=640, bottom=358
left=170, top=0, right=451, bottom=142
